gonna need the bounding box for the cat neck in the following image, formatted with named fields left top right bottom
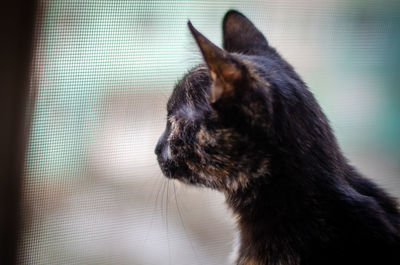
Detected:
left=224, top=149, right=348, bottom=259
left=225, top=141, right=346, bottom=208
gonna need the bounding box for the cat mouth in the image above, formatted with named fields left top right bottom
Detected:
left=159, top=162, right=178, bottom=179
left=158, top=159, right=199, bottom=186
left=156, top=156, right=211, bottom=188
left=157, top=158, right=185, bottom=179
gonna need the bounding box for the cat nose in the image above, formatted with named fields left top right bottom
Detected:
left=155, top=140, right=162, bottom=157
left=155, top=132, right=165, bottom=157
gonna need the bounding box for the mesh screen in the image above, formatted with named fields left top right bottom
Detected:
left=19, top=0, right=400, bottom=264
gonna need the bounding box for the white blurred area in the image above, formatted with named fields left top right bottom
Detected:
left=21, top=91, right=236, bottom=265
left=19, top=0, right=399, bottom=264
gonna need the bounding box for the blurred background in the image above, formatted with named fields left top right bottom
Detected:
left=19, top=0, right=400, bottom=264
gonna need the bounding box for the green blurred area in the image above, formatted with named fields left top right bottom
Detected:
left=27, top=0, right=400, bottom=182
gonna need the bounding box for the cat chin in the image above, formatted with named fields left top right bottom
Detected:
left=229, top=230, right=240, bottom=265
left=162, top=170, right=216, bottom=189
left=159, top=162, right=197, bottom=183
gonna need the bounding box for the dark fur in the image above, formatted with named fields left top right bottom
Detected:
left=155, top=10, right=400, bottom=265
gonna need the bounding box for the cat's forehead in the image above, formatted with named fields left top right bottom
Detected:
left=167, top=65, right=211, bottom=114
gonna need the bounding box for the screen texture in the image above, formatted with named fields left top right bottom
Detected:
left=19, top=1, right=400, bottom=264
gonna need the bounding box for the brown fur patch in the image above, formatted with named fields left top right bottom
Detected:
left=196, top=128, right=216, bottom=145
left=238, top=257, right=261, bottom=265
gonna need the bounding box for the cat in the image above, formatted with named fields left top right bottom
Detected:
left=155, top=10, right=400, bottom=265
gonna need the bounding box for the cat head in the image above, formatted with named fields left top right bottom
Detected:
left=155, top=10, right=333, bottom=194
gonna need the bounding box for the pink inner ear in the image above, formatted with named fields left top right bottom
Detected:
left=222, top=65, right=242, bottom=81
left=210, top=71, right=224, bottom=103
left=209, top=66, right=241, bottom=103
left=209, top=62, right=242, bottom=103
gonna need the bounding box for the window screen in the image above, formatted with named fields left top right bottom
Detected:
left=19, top=0, right=400, bottom=264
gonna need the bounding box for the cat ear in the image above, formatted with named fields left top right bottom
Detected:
left=223, top=10, right=269, bottom=55
left=188, top=21, right=245, bottom=103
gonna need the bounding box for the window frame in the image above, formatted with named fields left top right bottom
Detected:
left=0, top=1, right=37, bottom=264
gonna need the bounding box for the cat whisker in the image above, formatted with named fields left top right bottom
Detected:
left=144, top=174, right=165, bottom=244
left=173, top=181, right=203, bottom=265
left=145, top=171, right=162, bottom=203
left=166, top=179, right=172, bottom=265
left=160, top=177, right=167, bottom=220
